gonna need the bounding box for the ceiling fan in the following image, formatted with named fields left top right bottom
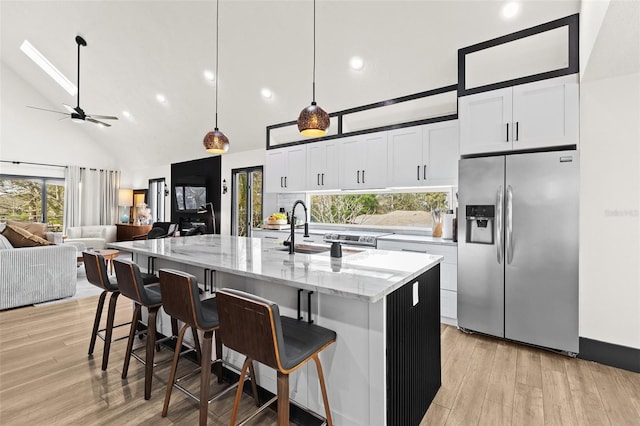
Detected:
left=27, top=35, right=118, bottom=127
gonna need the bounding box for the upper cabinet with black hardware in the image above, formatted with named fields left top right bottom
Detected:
left=340, top=131, right=388, bottom=189
left=265, top=145, right=307, bottom=193
left=459, top=74, right=579, bottom=156
left=306, top=140, right=340, bottom=190
left=387, top=120, right=459, bottom=187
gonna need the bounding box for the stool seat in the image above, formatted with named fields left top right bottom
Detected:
left=279, top=317, right=336, bottom=371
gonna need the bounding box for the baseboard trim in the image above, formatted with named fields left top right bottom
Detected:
left=579, top=337, right=640, bottom=373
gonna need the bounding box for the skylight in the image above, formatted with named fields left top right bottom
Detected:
left=20, top=40, right=77, bottom=96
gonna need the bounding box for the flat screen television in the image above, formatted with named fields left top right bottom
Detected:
left=174, top=185, right=207, bottom=211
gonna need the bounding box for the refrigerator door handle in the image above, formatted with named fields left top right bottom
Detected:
left=496, top=186, right=504, bottom=264
left=506, top=185, right=514, bottom=264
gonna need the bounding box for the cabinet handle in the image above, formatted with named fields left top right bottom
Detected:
left=317, top=173, right=320, bottom=186
left=362, top=170, right=365, bottom=184
left=321, top=173, right=325, bottom=185
left=417, top=165, right=420, bottom=181
left=284, top=176, right=287, bottom=188
left=506, top=123, right=509, bottom=142
left=423, top=165, right=427, bottom=180
left=280, top=177, right=284, bottom=188
left=357, top=170, right=360, bottom=183
left=401, top=248, right=427, bottom=254
left=515, top=122, right=519, bottom=141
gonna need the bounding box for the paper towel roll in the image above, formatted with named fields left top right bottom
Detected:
left=442, top=213, right=454, bottom=239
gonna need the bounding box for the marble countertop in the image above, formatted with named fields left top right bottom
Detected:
left=108, top=235, right=442, bottom=303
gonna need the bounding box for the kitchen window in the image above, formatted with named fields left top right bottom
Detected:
left=309, top=188, right=455, bottom=231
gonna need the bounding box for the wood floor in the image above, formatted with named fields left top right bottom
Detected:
left=1, top=296, right=638, bottom=426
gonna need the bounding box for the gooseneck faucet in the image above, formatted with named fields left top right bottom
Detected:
left=288, top=199, right=310, bottom=254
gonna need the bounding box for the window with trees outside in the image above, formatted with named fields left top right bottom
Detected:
left=0, top=176, right=65, bottom=231
left=309, top=188, right=454, bottom=231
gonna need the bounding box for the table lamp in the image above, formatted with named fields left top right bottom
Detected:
left=118, top=188, right=133, bottom=223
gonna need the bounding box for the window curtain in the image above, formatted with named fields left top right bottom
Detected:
left=64, top=166, right=120, bottom=230
left=63, top=165, right=81, bottom=230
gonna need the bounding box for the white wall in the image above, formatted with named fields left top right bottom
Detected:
left=220, top=149, right=267, bottom=235
left=579, top=0, right=640, bottom=349
left=0, top=63, right=119, bottom=170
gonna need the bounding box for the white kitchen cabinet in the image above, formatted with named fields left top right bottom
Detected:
left=265, top=145, right=307, bottom=192
left=387, top=121, right=459, bottom=187
left=377, top=239, right=458, bottom=325
left=306, top=140, right=340, bottom=190
left=340, top=131, right=388, bottom=189
left=459, top=74, right=579, bottom=155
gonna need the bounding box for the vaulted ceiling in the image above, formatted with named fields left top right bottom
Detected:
left=1, top=1, right=580, bottom=171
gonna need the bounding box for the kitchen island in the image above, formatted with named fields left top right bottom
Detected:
left=108, top=235, right=442, bottom=425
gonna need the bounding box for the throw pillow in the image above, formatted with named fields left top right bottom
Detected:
left=6, top=220, right=48, bottom=239
left=0, top=225, right=51, bottom=248
left=0, top=234, right=14, bottom=250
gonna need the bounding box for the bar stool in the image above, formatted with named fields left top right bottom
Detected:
left=158, top=269, right=259, bottom=426
left=83, top=251, right=156, bottom=370
left=216, top=288, right=336, bottom=426
left=113, top=258, right=193, bottom=400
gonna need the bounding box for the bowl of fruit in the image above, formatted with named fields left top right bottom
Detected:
left=265, top=213, right=287, bottom=225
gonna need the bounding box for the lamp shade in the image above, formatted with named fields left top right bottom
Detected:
left=118, top=188, right=133, bottom=207
left=203, top=128, right=229, bottom=154
left=297, top=102, right=330, bottom=137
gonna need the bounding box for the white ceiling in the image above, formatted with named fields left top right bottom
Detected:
left=0, top=0, right=580, bottom=171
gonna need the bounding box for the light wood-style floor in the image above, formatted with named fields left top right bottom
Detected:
left=1, top=296, right=638, bottom=425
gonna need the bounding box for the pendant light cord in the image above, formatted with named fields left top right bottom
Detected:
left=215, top=0, right=220, bottom=128
left=77, top=41, right=81, bottom=108
left=312, top=0, right=316, bottom=103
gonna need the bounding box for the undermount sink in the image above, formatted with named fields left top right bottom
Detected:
left=275, top=244, right=330, bottom=255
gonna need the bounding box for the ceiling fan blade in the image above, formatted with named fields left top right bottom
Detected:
left=26, top=105, right=69, bottom=116
left=87, top=117, right=111, bottom=127
left=63, top=104, right=76, bottom=113
left=87, top=114, right=118, bottom=120
left=58, top=116, right=70, bottom=121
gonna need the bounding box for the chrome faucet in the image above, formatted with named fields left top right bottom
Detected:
left=288, top=199, right=310, bottom=254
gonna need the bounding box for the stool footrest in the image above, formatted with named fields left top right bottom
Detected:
left=96, top=321, right=132, bottom=343
left=237, top=395, right=278, bottom=426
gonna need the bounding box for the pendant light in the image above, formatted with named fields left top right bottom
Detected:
left=203, top=0, right=229, bottom=154
left=297, top=0, right=330, bottom=137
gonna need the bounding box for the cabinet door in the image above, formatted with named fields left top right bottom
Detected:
left=339, top=137, right=364, bottom=189
left=387, top=126, right=423, bottom=187
left=285, top=145, right=307, bottom=191
left=265, top=149, right=286, bottom=192
left=362, top=131, right=388, bottom=189
left=512, top=76, right=579, bottom=150
left=423, top=120, right=459, bottom=186
left=307, top=142, right=326, bottom=190
left=323, top=141, right=340, bottom=190
left=459, top=87, right=513, bottom=155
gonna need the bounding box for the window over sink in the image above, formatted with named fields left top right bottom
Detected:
left=309, top=187, right=455, bottom=232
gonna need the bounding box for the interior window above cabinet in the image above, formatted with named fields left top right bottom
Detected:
left=459, top=74, right=579, bottom=156
left=387, top=121, right=459, bottom=188
left=306, top=140, right=340, bottom=190
left=265, top=145, right=307, bottom=193
left=340, top=131, right=388, bottom=189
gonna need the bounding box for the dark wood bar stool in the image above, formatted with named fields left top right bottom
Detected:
left=113, top=258, right=188, bottom=400
left=216, top=288, right=337, bottom=426
left=158, top=269, right=259, bottom=426
left=84, top=251, right=157, bottom=371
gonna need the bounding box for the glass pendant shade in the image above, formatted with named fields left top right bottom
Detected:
left=297, top=101, right=330, bottom=137
left=203, top=128, right=229, bottom=154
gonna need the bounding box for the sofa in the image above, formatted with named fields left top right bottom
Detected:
left=65, top=225, right=117, bottom=249
left=0, top=232, right=77, bottom=310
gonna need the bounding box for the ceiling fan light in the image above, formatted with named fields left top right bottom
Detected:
left=70, top=113, right=84, bottom=123
left=203, top=128, right=229, bottom=154
left=297, top=102, right=330, bottom=137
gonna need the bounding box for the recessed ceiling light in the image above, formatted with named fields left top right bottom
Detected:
left=501, top=1, right=520, bottom=19
left=156, top=93, right=167, bottom=103
left=349, top=56, right=365, bottom=71
left=122, top=110, right=131, bottom=118
left=203, top=69, right=215, bottom=82
left=20, top=40, right=78, bottom=96
left=261, top=88, right=273, bottom=99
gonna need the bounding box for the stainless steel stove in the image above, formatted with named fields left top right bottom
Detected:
left=323, top=231, right=392, bottom=248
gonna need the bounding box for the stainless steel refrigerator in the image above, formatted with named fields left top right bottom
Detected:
left=457, top=150, right=579, bottom=354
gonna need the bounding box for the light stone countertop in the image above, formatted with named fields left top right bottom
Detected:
left=108, top=234, right=442, bottom=303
